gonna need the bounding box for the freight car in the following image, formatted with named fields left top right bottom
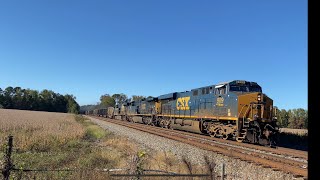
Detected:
left=88, top=80, right=279, bottom=146
left=97, top=108, right=107, bottom=117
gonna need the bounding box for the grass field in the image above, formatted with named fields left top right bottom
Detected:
left=0, top=109, right=84, bottom=152
left=0, top=109, right=215, bottom=180
left=279, top=128, right=308, bottom=136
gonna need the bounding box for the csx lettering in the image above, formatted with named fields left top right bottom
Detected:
left=176, top=97, right=190, bottom=110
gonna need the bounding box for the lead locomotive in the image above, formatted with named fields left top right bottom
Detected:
left=88, top=80, right=279, bottom=146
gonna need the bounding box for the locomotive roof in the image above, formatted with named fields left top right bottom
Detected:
left=215, top=80, right=233, bottom=86
left=216, top=80, right=258, bottom=86
left=132, top=80, right=261, bottom=101
left=191, top=80, right=259, bottom=91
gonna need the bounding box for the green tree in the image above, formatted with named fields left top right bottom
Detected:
left=112, top=93, right=127, bottom=105
left=3, top=87, right=14, bottom=108
left=26, top=89, right=40, bottom=110
left=0, top=86, right=80, bottom=113
left=80, top=104, right=97, bottom=113
left=304, top=111, right=308, bottom=128
left=53, top=93, right=68, bottom=112
left=0, top=88, right=3, bottom=108
left=64, top=94, right=80, bottom=114
left=39, top=89, right=55, bottom=111
left=132, top=95, right=146, bottom=101
left=288, top=108, right=307, bottom=129
left=100, top=94, right=116, bottom=108
left=20, top=88, right=29, bottom=110
left=277, top=109, right=289, bottom=128
left=12, top=87, right=23, bottom=109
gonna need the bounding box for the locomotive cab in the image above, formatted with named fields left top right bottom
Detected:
left=227, top=80, right=278, bottom=146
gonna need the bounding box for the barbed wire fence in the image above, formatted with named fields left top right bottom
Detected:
left=1, top=136, right=226, bottom=180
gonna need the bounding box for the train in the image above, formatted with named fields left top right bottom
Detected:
left=86, top=80, right=279, bottom=146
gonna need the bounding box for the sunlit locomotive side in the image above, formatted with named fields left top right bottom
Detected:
left=92, top=80, right=279, bottom=146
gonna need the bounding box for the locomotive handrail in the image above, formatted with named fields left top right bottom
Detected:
left=244, top=104, right=252, bottom=118
left=238, top=104, right=247, bottom=117
left=240, top=104, right=253, bottom=127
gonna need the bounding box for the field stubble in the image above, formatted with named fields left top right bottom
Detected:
left=0, top=109, right=216, bottom=180
left=0, top=109, right=84, bottom=152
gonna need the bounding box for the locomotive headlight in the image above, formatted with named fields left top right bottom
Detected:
left=257, top=94, right=261, bottom=101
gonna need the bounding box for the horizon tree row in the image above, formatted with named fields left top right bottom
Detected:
left=0, top=86, right=79, bottom=114
left=275, top=108, right=308, bottom=129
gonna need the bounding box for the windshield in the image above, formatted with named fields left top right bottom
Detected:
left=229, top=85, right=262, bottom=92
left=248, top=86, right=262, bottom=92
left=229, top=85, right=248, bottom=92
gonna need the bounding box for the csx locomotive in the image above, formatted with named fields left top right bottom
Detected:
left=87, top=80, right=279, bottom=146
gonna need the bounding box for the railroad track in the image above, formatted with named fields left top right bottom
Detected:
left=88, top=116, right=308, bottom=179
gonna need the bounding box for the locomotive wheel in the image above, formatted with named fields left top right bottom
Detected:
left=262, top=124, right=278, bottom=147
left=236, top=137, right=244, bottom=142
left=209, top=131, right=216, bottom=138
left=163, top=119, right=170, bottom=129
left=151, top=116, right=157, bottom=126
left=159, top=119, right=169, bottom=128
left=214, top=127, right=223, bottom=138
left=159, top=120, right=165, bottom=128
left=222, top=134, right=229, bottom=140
left=208, top=129, right=216, bottom=138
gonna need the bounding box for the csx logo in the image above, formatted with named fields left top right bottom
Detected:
left=216, top=97, right=224, bottom=107
left=176, top=97, right=190, bottom=110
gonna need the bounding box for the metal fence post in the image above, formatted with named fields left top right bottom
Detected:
left=221, top=163, right=225, bottom=180
left=2, top=135, right=13, bottom=180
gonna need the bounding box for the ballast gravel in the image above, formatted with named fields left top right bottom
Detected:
left=87, top=116, right=304, bottom=180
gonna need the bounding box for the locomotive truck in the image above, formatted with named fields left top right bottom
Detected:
left=88, top=80, right=279, bottom=146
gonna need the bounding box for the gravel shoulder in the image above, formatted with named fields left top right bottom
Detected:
left=87, top=116, right=304, bottom=180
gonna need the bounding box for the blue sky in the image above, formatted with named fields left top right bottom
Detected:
left=0, top=0, right=307, bottom=110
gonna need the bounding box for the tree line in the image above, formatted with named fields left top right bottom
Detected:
left=0, top=86, right=80, bottom=114
left=275, top=107, right=308, bottom=129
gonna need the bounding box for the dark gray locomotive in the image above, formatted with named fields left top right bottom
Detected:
left=87, top=80, right=279, bottom=146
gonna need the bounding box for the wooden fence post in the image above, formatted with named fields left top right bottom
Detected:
left=2, top=135, right=13, bottom=180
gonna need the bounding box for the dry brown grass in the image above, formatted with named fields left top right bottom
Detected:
left=0, top=109, right=217, bottom=179
left=279, top=128, right=308, bottom=136
left=123, top=151, right=215, bottom=180
left=0, top=109, right=111, bottom=179
left=0, top=109, right=85, bottom=152
left=101, top=137, right=214, bottom=179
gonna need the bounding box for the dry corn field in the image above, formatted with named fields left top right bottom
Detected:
left=0, top=109, right=85, bottom=151
left=279, top=128, right=308, bottom=136
left=0, top=109, right=217, bottom=180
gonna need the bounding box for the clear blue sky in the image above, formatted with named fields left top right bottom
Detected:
left=0, top=0, right=307, bottom=110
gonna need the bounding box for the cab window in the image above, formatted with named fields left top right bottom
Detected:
left=209, top=87, right=214, bottom=94
left=230, top=85, right=248, bottom=92
left=249, top=86, right=262, bottom=92
left=215, top=86, right=226, bottom=95
left=192, top=90, right=198, bottom=96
